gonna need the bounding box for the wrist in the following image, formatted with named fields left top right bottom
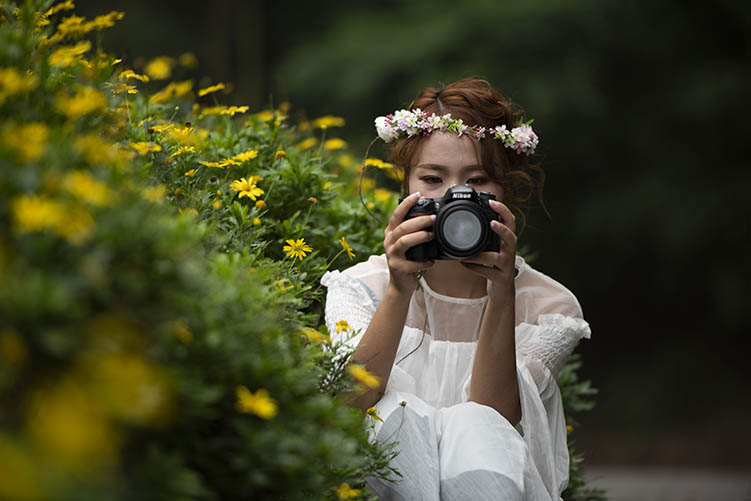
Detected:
left=386, top=280, right=415, bottom=303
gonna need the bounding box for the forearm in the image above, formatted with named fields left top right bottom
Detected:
left=348, top=284, right=412, bottom=412
left=469, top=297, right=521, bottom=425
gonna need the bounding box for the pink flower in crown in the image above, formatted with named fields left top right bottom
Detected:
left=473, top=126, right=487, bottom=140
left=493, top=125, right=510, bottom=140
left=509, top=124, right=538, bottom=154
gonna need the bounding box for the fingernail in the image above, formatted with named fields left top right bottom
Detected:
left=431, top=215, right=436, bottom=221
left=412, top=191, right=421, bottom=199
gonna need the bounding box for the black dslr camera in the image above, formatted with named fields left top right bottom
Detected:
left=400, top=185, right=500, bottom=261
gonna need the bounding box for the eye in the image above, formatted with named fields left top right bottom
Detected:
left=420, top=176, right=442, bottom=184
left=466, top=177, right=489, bottom=185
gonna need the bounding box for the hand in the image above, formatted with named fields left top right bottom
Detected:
left=383, top=191, right=436, bottom=294
left=460, top=199, right=517, bottom=302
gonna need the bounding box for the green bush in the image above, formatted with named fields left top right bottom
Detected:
left=0, top=2, right=602, bottom=499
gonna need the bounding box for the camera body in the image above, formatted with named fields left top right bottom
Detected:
left=400, top=185, right=500, bottom=261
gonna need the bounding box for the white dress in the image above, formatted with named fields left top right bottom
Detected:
left=321, top=254, right=591, bottom=501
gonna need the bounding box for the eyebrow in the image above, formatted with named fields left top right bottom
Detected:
left=413, top=163, right=486, bottom=172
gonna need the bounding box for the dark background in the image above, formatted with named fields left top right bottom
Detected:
left=79, top=0, right=751, bottom=469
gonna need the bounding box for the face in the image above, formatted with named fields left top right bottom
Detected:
left=407, top=132, right=503, bottom=201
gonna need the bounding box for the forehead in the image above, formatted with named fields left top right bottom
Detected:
left=413, top=131, right=480, bottom=168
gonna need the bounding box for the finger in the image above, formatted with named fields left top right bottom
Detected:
left=390, top=230, right=434, bottom=256
left=387, top=214, right=435, bottom=245
left=490, top=219, right=517, bottom=251
left=489, top=199, right=517, bottom=235
left=387, top=191, right=421, bottom=232
left=461, top=251, right=509, bottom=268
left=460, top=261, right=502, bottom=281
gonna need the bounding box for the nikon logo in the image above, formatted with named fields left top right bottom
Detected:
left=453, top=193, right=471, bottom=198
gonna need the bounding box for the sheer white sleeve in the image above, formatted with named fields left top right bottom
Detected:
left=320, top=270, right=378, bottom=350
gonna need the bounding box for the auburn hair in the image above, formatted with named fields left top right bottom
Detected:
left=386, top=77, right=547, bottom=233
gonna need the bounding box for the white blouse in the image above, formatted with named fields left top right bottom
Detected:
left=322, top=254, right=591, bottom=500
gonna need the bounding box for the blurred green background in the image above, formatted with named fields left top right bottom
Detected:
left=78, top=0, right=750, bottom=468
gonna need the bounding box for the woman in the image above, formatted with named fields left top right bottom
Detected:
left=322, top=78, right=591, bottom=500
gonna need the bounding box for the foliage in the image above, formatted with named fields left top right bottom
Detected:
left=0, top=2, right=394, bottom=499
left=0, top=1, right=601, bottom=499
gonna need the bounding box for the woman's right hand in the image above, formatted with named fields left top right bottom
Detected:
left=383, top=191, right=436, bottom=294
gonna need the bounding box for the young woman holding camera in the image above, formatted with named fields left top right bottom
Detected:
left=322, top=78, right=591, bottom=500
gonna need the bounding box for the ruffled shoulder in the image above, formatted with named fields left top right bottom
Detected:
left=538, top=313, right=591, bottom=340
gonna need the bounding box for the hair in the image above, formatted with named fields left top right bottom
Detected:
left=386, top=77, right=548, bottom=233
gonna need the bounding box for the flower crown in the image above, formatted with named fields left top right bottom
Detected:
left=374, top=108, right=538, bottom=156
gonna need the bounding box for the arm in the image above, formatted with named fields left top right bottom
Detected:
left=461, top=199, right=522, bottom=425
left=347, top=191, right=435, bottom=412
left=469, top=295, right=521, bottom=425
left=348, top=284, right=412, bottom=411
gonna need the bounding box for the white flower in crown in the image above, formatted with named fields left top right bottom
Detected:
left=375, top=116, right=398, bottom=142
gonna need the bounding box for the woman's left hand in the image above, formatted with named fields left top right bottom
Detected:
left=460, top=199, right=517, bottom=302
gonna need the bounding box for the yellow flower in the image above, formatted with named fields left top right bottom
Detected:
left=0, top=67, right=38, bottom=104
left=308, top=197, right=317, bottom=205
left=323, top=138, right=347, bottom=150
left=335, top=483, right=362, bottom=499
left=49, top=41, right=91, bottom=67
left=252, top=217, right=261, bottom=226
left=230, top=178, right=264, bottom=200
left=112, top=82, right=137, bottom=94
left=199, top=105, right=249, bottom=117
left=224, top=105, right=249, bottom=116
left=366, top=407, right=384, bottom=423
left=55, top=87, right=107, bottom=119
left=163, top=125, right=207, bottom=147
left=130, top=142, right=162, bottom=156
left=335, top=320, right=351, bottom=333
left=374, top=188, right=394, bottom=203
left=43, top=0, right=75, bottom=18
left=275, top=150, right=286, bottom=160
left=339, top=236, right=355, bottom=260
left=198, top=82, right=225, bottom=97
left=232, top=149, right=258, bottom=163
left=2, top=123, right=48, bottom=163
left=184, top=169, right=197, bottom=177
left=178, top=52, right=198, bottom=69
left=348, top=364, right=380, bottom=390
left=142, top=185, right=166, bottom=202
left=299, top=327, right=329, bottom=344
left=312, top=115, right=345, bottom=129
left=283, top=238, right=312, bottom=261
left=199, top=160, right=222, bottom=168
left=218, top=158, right=240, bottom=168
left=87, top=11, right=125, bottom=31
left=179, top=207, right=199, bottom=216
left=144, top=56, right=174, bottom=80
left=296, top=137, right=317, bottom=150
left=170, top=145, right=196, bottom=158
left=10, top=195, right=92, bottom=243
left=566, top=425, right=574, bottom=434
left=118, top=69, right=149, bottom=83
left=255, top=110, right=274, bottom=121
left=149, top=80, right=193, bottom=104
left=166, top=320, right=193, bottom=344
left=235, top=386, right=278, bottom=419
left=255, top=200, right=266, bottom=209
left=212, top=200, right=222, bottom=210
left=62, top=171, right=112, bottom=207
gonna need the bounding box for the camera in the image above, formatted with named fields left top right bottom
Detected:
left=400, top=185, right=500, bottom=261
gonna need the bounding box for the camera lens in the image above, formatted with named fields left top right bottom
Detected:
left=441, top=209, right=483, bottom=251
